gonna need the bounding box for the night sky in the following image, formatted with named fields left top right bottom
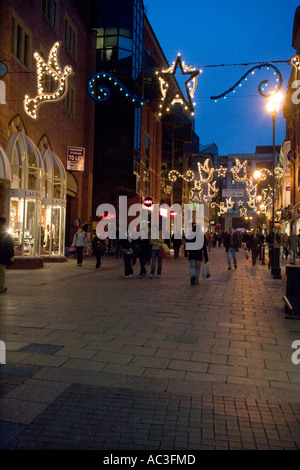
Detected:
left=146, top=0, right=299, bottom=156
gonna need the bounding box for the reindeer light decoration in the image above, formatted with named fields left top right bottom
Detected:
left=24, top=42, right=73, bottom=119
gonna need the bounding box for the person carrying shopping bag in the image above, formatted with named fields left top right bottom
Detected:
left=149, top=226, right=164, bottom=278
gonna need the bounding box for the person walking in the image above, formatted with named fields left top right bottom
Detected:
left=288, top=229, right=298, bottom=265
left=276, top=227, right=284, bottom=265
left=283, top=233, right=289, bottom=260
left=247, top=229, right=260, bottom=265
left=171, top=232, right=182, bottom=259
left=120, top=234, right=134, bottom=278
left=92, top=235, right=105, bottom=269
left=224, top=227, right=239, bottom=270
left=204, top=230, right=212, bottom=253
left=187, top=224, right=208, bottom=285
left=213, top=230, right=218, bottom=248
left=133, top=229, right=150, bottom=278
left=149, top=226, right=164, bottom=279
left=72, top=227, right=88, bottom=266
left=0, top=217, right=14, bottom=294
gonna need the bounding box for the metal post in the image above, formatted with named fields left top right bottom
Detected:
left=271, top=111, right=281, bottom=279
left=272, top=112, right=276, bottom=246
left=261, top=243, right=266, bottom=265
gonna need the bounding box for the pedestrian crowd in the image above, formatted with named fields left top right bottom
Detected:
left=1, top=220, right=300, bottom=294
left=67, top=224, right=300, bottom=284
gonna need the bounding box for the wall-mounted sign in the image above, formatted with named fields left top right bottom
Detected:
left=222, top=189, right=244, bottom=198
left=9, top=189, right=42, bottom=199
left=67, top=146, right=85, bottom=171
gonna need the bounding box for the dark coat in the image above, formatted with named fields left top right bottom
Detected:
left=187, top=236, right=208, bottom=262
left=92, top=236, right=105, bottom=255
left=247, top=234, right=260, bottom=250
left=224, top=232, right=239, bottom=252
left=0, top=228, right=14, bottom=266
left=133, top=237, right=150, bottom=257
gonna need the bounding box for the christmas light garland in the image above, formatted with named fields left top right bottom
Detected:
left=24, top=42, right=73, bottom=119
left=210, top=63, right=283, bottom=102
left=87, top=71, right=148, bottom=106
left=167, top=157, right=283, bottom=215
left=156, top=54, right=200, bottom=116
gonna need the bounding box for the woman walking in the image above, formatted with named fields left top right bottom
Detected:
left=149, top=226, right=164, bottom=279
left=72, top=227, right=88, bottom=266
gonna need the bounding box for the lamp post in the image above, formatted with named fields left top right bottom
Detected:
left=267, top=92, right=282, bottom=279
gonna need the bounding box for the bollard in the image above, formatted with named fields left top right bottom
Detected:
left=283, top=265, right=300, bottom=318
left=271, top=246, right=281, bottom=279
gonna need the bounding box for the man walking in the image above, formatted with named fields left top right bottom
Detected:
left=187, top=224, right=208, bottom=285
left=224, top=227, right=239, bottom=270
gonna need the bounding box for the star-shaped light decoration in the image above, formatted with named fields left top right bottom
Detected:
left=156, top=53, right=201, bottom=116
left=24, top=41, right=73, bottom=119
left=216, top=165, right=227, bottom=178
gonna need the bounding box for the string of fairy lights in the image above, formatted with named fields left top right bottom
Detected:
left=24, top=42, right=73, bottom=119
left=18, top=43, right=292, bottom=220
left=17, top=37, right=295, bottom=121
left=167, top=158, right=284, bottom=217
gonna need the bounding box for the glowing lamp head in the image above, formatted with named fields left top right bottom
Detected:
left=253, top=170, right=262, bottom=180
left=267, top=92, right=283, bottom=113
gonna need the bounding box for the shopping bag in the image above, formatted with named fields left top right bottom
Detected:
left=202, top=262, right=210, bottom=279
left=161, top=243, right=170, bottom=255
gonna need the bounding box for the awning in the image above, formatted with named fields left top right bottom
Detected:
left=67, top=171, right=78, bottom=197
left=0, top=144, right=13, bottom=182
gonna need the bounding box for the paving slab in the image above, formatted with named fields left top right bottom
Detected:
left=1, top=248, right=300, bottom=450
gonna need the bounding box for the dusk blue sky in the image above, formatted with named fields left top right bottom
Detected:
left=146, top=0, right=299, bottom=156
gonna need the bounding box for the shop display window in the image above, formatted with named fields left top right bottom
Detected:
left=10, top=197, right=41, bottom=256
left=7, top=132, right=44, bottom=257
left=9, top=132, right=43, bottom=191
left=41, top=149, right=67, bottom=256
left=7, top=133, right=67, bottom=257
left=41, top=204, right=65, bottom=255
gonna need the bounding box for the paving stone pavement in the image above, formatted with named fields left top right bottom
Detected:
left=0, top=246, right=300, bottom=450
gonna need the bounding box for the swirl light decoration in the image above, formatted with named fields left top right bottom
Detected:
left=289, top=55, right=300, bottom=88
left=87, top=71, right=148, bottom=106
left=24, top=42, right=73, bottom=119
left=211, top=198, right=234, bottom=217
left=168, top=169, right=195, bottom=182
left=274, top=167, right=284, bottom=178
left=210, top=63, right=283, bottom=101
left=156, top=54, right=200, bottom=116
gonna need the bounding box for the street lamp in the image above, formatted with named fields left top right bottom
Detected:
left=253, top=170, right=262, bottom=181
left=267, top=91, right=283, bottom=279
